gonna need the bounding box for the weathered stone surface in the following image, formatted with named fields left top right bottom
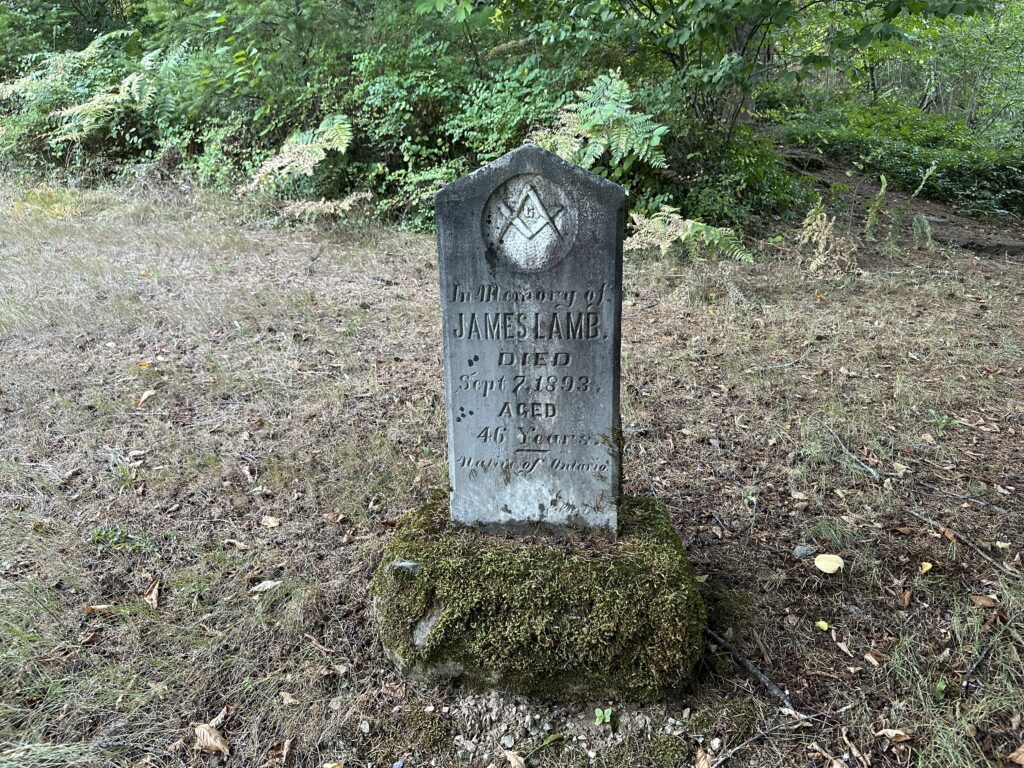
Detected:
left=371, top=496, right=707, bottom=700
left=436, top=144, right=625, bottom=533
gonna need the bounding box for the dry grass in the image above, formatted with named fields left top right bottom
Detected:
left=1, top=179, right=1022, bottom=768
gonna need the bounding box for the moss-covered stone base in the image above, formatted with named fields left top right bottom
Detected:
left=371, top=496, right=706, bottom=699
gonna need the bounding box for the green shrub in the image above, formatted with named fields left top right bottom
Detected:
left=777, top=100, right=1024, bottom=215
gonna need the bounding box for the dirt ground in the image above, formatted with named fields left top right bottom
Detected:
left=1, top=178, right=1022, bottom=768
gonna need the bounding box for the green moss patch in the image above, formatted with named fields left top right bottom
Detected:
left=371, top=496, right=706, bottom=700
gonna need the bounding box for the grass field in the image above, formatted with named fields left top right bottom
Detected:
left=1, top=178, right=1022, bottom=768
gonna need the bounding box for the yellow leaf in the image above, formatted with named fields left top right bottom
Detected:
left=814, top=554, right=845, bottom=574
left=815, top=620, right=829, bottom=631
left=138, top=360, right=153, bottom=369
left=920, top=561, right=933, bottom=574
left=194, top=724, right=230, bottom=756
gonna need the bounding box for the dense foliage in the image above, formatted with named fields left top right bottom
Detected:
left=0, top=0, right=1020, bottom=227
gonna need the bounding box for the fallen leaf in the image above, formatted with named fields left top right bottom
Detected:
left=1008, top=743, right=1024, bottom=765
left=814, top=554, right=845, bottom=574
left=143, top=580, right=160, bottom=610
left=864, top=650, right=888, bottom=667
left=250, top=580, right=282, bottom=595
left=841, top=727, right=868, bottom=768
left=504, top=750, right=527, bottom=768
left=85, top=603, right=114, bottom=614
left=208, top=706, right=232, bottom=728
left=138, top=360, right=153, bottom=369
left=920, top=433, right=936, bottom=445
left=875, top=728, right=911, bottom=743
left=970, top=594, right=998, bottom=608
left=920, top=561, right=933, bottom=574
left=695, top=747, right=713, bottom=768
left=902, top=588, right=913, bottom=610
left=136, top=389, right=157, bottom=407
left=261, top=515, right=281, bottom=528
left=269, top=737, right=294, bottom=764
left=280, top=691, right=297, bottom=706
left=815, top=620, right=829, bottom=631
left=194, top=724, right=230, bottom=756
left=224, top=539, right=250, bottom=550
left=78, top=630, right=99, bottom=644
left=892, top=462, right=911, bottom=477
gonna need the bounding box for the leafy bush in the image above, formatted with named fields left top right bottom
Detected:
left=777, top=101, right=1024, bottom=215
left=678, top=132, right=815, bottom=228
left=1, top=0, right=1011, bottom=231
left=0, top=31, right=148, bottom=167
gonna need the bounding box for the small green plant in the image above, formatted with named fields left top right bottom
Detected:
left=112, top=461, right=136, bottom=490
left=89, top=526, right=152, bottom=554
left=886, top=163, right=938, bottom=252
left=594, top=706, right=612, bottom=727
left=927, top=409, right=957, bottom=437
left=912, top=213, right=936, bottom=251
left=865, top=174, right=888, bottom=240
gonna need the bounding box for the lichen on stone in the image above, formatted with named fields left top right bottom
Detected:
left=371, top=496, right=707, bottom=699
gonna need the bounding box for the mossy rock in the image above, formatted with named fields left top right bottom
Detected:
left=371, top=496, right=706, bottom=699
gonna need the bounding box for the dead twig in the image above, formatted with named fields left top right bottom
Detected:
left=708, top=721, right=790, bottom=768
left=705, top=628, right=795, bottom=712
left=708, top=709, right=835, bottom=768
left=920, top=481, right=1010, bottom=516
left=962, top=617, right=1015, bottom=692
left=906, top=508, right=1020, bottom=580
left=818, top=422, right=882, bottom=482
left=744, top=349, right=812, bottom=374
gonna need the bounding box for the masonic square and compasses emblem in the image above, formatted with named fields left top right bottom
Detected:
left=482, top=174, right=576, bottom=272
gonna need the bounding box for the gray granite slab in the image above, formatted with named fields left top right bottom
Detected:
left=436, top=144, right=625, bottom=533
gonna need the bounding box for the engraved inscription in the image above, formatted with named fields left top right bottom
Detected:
left=437, top=144, right=624, bottom=532
left=482, top=174, right=577, bottom=273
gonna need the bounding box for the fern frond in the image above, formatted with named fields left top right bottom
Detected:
left=625, top=205, right=753, bottom=262
left=240, top=114, right=353, bottom=193
left=528, top=71, right=668, bottom=170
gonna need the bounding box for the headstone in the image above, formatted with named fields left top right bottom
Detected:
left=435, top=144, right=625, bottom=532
